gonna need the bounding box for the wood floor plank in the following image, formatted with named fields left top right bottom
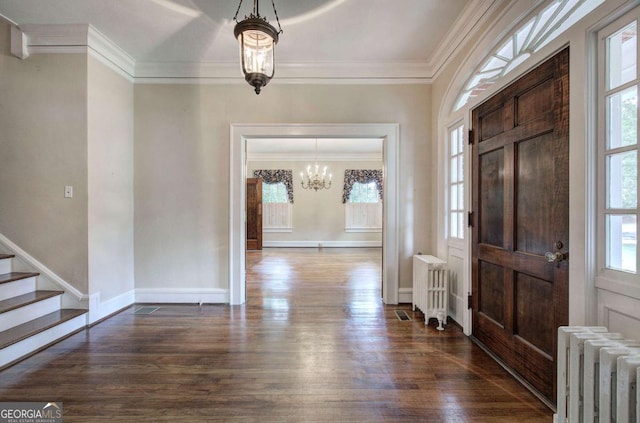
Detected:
left=0, top=248, right=552, bottom=422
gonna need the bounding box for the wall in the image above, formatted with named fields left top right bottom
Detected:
left=87, top=54, right=135, bottom=312
left=0, top=21, right=89, bottom=292
left=134, top=84, right=431, bottom=294
left=247, top=159, right=382, bottom=245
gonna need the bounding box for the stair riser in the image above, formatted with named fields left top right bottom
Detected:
left=0, top=259, right=11, bottom=274
left=0, top=277, right=37, bottom=301
left=0, top=296, right=62, bottom=332
left=0, top=314, right=86, bottom=369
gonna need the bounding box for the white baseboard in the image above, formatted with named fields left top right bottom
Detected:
left=398, top=288, right=412, bottom=304
left=135, top=288, right=228, bottom=304
left=88, top=290, right=136, bottom=324
left=263, top=240, right=382, bottom=248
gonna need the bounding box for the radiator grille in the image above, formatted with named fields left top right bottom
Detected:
left=412, top=255, right=448, bottom=330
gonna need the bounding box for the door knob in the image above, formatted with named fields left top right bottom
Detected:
left=545, top=251, right=564, bottom=263
left=545, top=241, right=566, bottom=267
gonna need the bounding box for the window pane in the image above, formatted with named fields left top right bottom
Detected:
left=349, top=181, right=379, bottom=203
left=451, top=157, right=458, bottom=183
left=263, top=182, right=288, bottom=203
left=607, top=150, right=637, bottom=209
left=607, top=86, right=637, bottom=149
left=451, top=129, right=458, bottom=155
left=451, top=212, right=459, bottom=238
left=458, top=211, right=465, bottom=239
left=458, top=182, right=464, bottom=210
left=458, top=155, right=464, bottom=182
left=606, top=214, right=637, bottom=273
left=608, top=21, right=637, bottom=90
left=451, top=184, right=458, bottom=210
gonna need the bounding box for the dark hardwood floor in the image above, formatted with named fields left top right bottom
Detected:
left=0, top=248, right=552, bottom=422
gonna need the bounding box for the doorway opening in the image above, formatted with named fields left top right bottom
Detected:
left=244, top=137, right=384, bottom=304
left=229, top=124, right=399, bottom=305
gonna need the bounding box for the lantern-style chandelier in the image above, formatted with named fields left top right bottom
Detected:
left=233, top=0, right=283, bottom=94
left=300, top=139, right=332, bottom=191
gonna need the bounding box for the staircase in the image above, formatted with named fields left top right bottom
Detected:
left=0, top=253, right=87, bottom=369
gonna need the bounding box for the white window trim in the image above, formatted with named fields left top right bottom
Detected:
left=595, top=8, right=640, bottom=301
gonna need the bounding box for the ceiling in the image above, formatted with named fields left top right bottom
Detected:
left=0, top=0, right=481, bottom=80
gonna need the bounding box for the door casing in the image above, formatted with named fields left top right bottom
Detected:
left=229, top=124, right=399, bottom=306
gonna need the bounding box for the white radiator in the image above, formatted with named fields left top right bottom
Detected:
left=556, top=326, right=640, bottom=423
left=412, top=255, right=448, bottom=330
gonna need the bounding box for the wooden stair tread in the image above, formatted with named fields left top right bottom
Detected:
left=0, top=290, right=64, bottom=314
left=0, top=272, right=40, bottom=285
left=0, top=254, right=15, bottom=260
left=0, top=309, right=87, bottom=349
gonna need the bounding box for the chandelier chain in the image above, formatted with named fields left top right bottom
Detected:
left=271, top=0, right=283, bottom=34
left=232, top=0, right=245, bottom=22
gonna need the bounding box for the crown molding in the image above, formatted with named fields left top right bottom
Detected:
left=428, top=0, right=508, bottom=80
left=134, top=60, right=433, bottom=83
left=86, top=26, right=136, bottom=77
left=13, top=24, right=136, bottom=78
left=13, top=15, right=516, bottom=84
left=12, top=23, right=434, bottom=83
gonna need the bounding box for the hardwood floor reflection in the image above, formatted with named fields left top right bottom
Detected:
left=0, top=248, right=552, bottom=422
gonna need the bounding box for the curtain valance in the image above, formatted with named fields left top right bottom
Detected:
left=342, top=169, right=383, bottom=203
left=253, top=169, right=294, bottom=203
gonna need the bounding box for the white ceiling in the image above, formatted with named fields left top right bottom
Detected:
left=247, top=138, right=383, bottom=161
left=0, top=0, right=479, bottom=79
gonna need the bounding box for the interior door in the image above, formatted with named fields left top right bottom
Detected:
left=246, top=178, right=262, bottom=250
left=471, top=48, right=569, bottom=404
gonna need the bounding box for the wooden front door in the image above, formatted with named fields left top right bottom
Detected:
left=246, top=178, right=262, bottom=250
left=471, top=47, right=569, bottom=403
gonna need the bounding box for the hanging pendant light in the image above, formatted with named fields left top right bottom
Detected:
left=300, top=139, right=332, bottom=191
left=233, top=0, right=283, bottom=95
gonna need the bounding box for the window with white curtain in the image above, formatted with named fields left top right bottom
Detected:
left=449, top=123, right=465, bottom=240
left=599, top=12, right=639, bottom=278
left=254, top=170, right=293, bottom=232
left=345, top=181, right=382, bottom=232
left=262, top=182, right=292, bottom=232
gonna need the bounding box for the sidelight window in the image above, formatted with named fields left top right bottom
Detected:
left=600, top=16, right=639, bottom=274
left=449, top=123, right=465, bottom=240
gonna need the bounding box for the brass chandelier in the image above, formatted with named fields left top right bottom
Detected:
left=300, top=139, right=332, bottom=191
left=233, top=0, right=283, bottom=94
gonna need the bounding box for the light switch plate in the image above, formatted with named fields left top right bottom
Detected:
left=64, top=186, right=73, bottom=198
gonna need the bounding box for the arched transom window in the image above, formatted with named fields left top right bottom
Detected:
left=455, top=0, right=604, bottom=111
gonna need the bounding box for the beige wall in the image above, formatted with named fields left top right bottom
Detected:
left=134, top=84, right=432, bottom=291
left=247, top=159, right=382, bottom=244
left=0, top=22, right=89, bottom=292
left=87, top=55, right=135, bottom=301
